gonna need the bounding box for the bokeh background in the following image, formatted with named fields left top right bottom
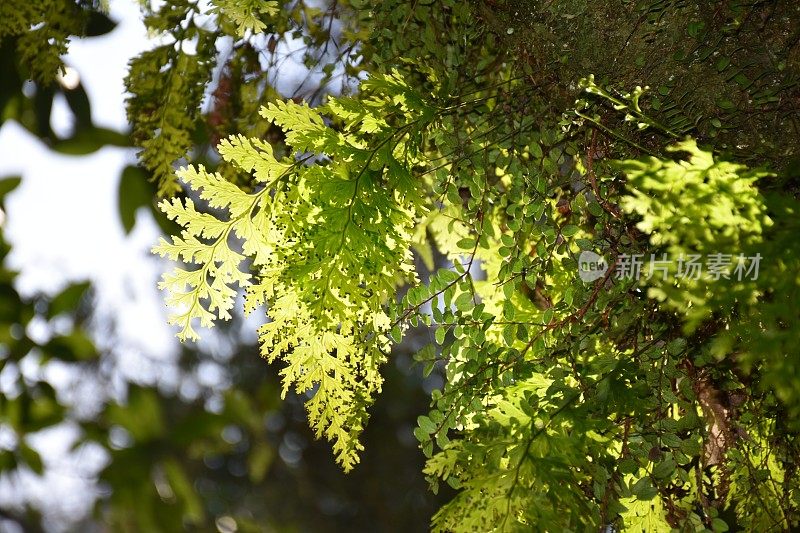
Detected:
left=0, top=2, right=447, bottom=531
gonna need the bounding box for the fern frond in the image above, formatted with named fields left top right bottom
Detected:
left=210, top=0, right=279, bottom=36
left=156, top=81, right=434, bottom=469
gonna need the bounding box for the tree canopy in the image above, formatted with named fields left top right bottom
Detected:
left=1, top=0, right=799, bottom=531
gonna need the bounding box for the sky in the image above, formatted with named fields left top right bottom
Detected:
left=0, top=2, right=178, bottom=529
left=1, top=1, right=176, bottom=350
left=0, top=1, right=363, bottom=529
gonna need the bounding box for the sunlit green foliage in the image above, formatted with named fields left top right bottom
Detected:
left=155, top=72, right=434, bottom=470
left=151, top=0, right=799, bottom=529
left=5, top=0, right=799, bottom=530
left=125, top=0, right=362, bottom=195
left=0, top=0, right=107, bottom=82
left=210, top=0, right=279, bottom=36
left=619, top=139, right=771, bottom=328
